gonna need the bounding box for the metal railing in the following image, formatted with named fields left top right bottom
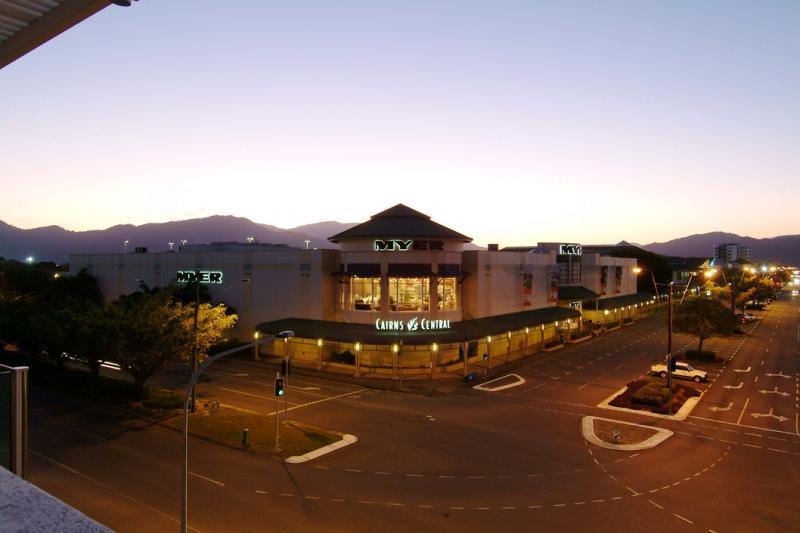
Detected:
left=0, top=364, right=29, bottom=478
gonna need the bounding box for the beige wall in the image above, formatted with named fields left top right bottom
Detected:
left=69, top=249, right=338, bottom=338
left=461, top=250, right=555, bottom=319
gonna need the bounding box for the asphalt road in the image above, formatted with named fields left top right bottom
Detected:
left=26, top=294, right=800, bottom=532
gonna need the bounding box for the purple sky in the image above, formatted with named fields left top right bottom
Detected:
left=1, top=1, right=798, bottom=246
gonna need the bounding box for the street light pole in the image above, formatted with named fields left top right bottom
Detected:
left=191, top=269, right=199, bottom=413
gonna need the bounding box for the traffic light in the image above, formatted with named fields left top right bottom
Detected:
left=274, top=377, right=285, bottom=397
left=669, top=356, right=677, bottom=372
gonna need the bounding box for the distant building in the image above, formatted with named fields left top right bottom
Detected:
left=713, top=243, right=750, bottom=264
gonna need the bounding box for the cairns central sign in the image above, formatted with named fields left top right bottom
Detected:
left=176, top=270, right=223, bottom=284
left=375, top=316, right=451, bottom=332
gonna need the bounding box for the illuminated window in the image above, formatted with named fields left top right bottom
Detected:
left=350, top=277, right=381, bottom=311
left=437, top=277, right=458, bottom=310
left=388, top=277, right=430, bottom=312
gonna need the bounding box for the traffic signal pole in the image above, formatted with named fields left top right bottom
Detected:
left=667, top=282, right=674, bottom=410
left=275, top=372, right=281, bottom=452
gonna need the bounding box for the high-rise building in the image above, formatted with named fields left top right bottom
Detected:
left=714, top=243, right=750, bottom=263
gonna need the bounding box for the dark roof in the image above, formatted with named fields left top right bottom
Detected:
left=557, top=285, right=600, bottom=300
left=584, top=292, right=654, bottom=310
left=328, top=204, right=472, bottom=243
left=256, top=306, right=580, bottom=345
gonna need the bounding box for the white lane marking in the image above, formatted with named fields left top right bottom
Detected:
left=221, top=387, right=298, bottom=403
left=734, top=367, right=752, bottom=373
left=189, top=471, right=226, bottom=487
left=648, top=500, right=664, bottom=510
left=710, top=402, right=733, bottom=412
left=267, top=388, right=370, bottom=416
left=759, top=387, right=790, bottom=397
left=766, top=371, right=791, bottom=379
left=294, top=386, right=322, bottom=391
left=751, top=408, right=789, bottom=422
left=723, top=382, right=743, bottom=389
left=31, top=450, right=200, bottom=532
left=577, top=383, right=589, bottom=390
left=674, top=513, right=694, bottom=524
left=737, top=398, right=750, bottom=424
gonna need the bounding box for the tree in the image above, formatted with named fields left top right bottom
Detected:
left=105, top=289, right=238, bottom=398
left=106, top=290, right=191, bottom=399
left=172, top=302, right=238, bottom=362
left=673, top=296, right=737, bottom=352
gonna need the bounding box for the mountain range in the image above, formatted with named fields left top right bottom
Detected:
left=0, top=217, right=797, bottom=265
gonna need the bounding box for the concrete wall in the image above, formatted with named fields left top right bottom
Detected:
left=461, top=250, right=555, bottom=319
left=69, top=249, right=338, bottom=338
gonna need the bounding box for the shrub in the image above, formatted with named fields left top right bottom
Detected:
left=330, top=350, right=355, bottom=365
left=571, top=330, right=591, bottom=340
left=544, top=339, right=563, bottom=349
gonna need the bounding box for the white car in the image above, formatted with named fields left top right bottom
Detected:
left=650, top=361, right=707, bottom=383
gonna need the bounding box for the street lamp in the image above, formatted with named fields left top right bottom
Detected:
left=123, top=240, right=129, bottom=253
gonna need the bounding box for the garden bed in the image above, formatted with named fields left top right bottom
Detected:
left=609, top=377, right=701, bottom=415
left=593, top=418, right=659, bottom=445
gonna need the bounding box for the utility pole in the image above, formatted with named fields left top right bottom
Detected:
left=191, top=269, right=199, bottom=413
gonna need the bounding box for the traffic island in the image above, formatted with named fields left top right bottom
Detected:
left=581, top=416, right=673, bottom=451
left=597, top=377, right=702, bottom=421
left=165, top=405, right=345, bottom=458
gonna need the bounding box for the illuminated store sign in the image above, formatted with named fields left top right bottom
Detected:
left=558, top=243, right=582, bottom=255
left=375, top=317, right=451, bottom=331
left=374, top=239, right=445, bottom=251
left=176, top=270, right=223, bottom=284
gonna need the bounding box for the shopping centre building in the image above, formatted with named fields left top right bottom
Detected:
left=69, top=205, right=658, bottom=378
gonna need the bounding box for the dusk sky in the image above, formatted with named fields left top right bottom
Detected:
left=1, top=1, right=798, bottom=246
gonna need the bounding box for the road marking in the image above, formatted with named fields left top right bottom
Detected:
left=221, top=387, right=292, bottom=401
left=189, top=471, right=225, bottom=487
left=279, top=493, right=294, bottom=497
left=577, top=383, right=589, bottom=390
left=31, top=450, right=200, bottom=532
left=405, top=473, right=424, bottom=478
left=330, top=498, right=345, bottom=502
left=734, top=367, right=751, bottom=373
left=374, top=471, right=391, bottom=476
left=768, top=448, right=788, bottom=453
left=742, top=443, right=762, bottom=449
left=294, top=386, right=322, bottom=391
left=759, top=387, right=790, bottom=397
left=690, top=415, right=800, bottom=436
left=737, top=398, right=750, bottom=424
left=751, top=408, right=789, bottom=422
left=304, top=496, right=320, bottom=500
left=674, top=513, right=694, bottom=524
left=723, top=382, right=743, bottom=389
left=386, top=502, right=405, bottom=507
left=473, top=373, right=526, bottom=392
left=626, top=486, right=640, bottom=496
left=345, top=468, right=362, bottom=473
left=267, top=388, right=370, bottom=416
left=710, top=402, right=733, bottom=412
left=357, top=500, right=374, bottom=505
left=649, top=500, right=664, bottom=510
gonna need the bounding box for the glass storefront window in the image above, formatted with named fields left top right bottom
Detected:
left=437, top=277, right=457, bottom=310
left=388, top=277, right=430, bottom=312
left=350, top=277, right=381, bottom=311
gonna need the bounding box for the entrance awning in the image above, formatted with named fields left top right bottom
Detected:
left=256, top=306, right=581, bottom=345
left=335, top=263, right=381, bottom=277
left=557, top=285, right=599, bottom=300
left=584, top=292, right=654, bottom=310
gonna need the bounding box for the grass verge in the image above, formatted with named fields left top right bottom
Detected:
left=164, top=406, right=342, bottom=458
left=593, top=419, right=658, bottom=445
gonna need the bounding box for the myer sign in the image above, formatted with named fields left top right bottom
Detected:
left=558, top=243, right=582, bottom=255
left=176, top=270, right=223, bottom=284
left=375, top=317, right=451, bottom=331
left=373, top=239, right=444, bottom=251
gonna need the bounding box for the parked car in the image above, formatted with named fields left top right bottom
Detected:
left=650, top=361, right=708, bottom=383
left=736, top=313, right=756, bottom=323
